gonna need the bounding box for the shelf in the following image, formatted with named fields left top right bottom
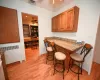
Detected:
left=30, top=25, right=39, bottom=37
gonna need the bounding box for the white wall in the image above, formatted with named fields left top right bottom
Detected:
left=52, top=0, right=100, bottom=74
left=0, top=0, right=53, bottom=64
left=94, top=17, right=100, bottom=64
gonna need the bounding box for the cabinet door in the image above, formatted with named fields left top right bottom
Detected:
left=67, top=9, right=74, bottom=30
left=0, top=6, right=20, bottom=44
left=61, top=12, right=67, bottom=31
left=52, top=17, right=57, bottom=32
left=52, top=6, right=79, bottom=32
left=56, top=15, right=61, bottom=31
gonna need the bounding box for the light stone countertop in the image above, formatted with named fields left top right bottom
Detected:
left=47, top=39, right=83, bottom=51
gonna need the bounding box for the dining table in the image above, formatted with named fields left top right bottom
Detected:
left=24, top=37, right=39, bottom=48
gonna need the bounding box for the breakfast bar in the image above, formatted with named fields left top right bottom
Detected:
left=45, top=37, right=83, bottom=69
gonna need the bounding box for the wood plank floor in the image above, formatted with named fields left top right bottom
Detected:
left=7, top=48, right=100, bottom=80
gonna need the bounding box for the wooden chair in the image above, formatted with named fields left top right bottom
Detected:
left=50, top=42, right=66, bottom=79
left=67, top=43, right=93, bottom=80
left=44, top=39, right=54, bottom=64
left=31, top=37, right=39, bottom=49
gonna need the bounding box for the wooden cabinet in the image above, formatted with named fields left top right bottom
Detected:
left=23, top=24, right=30, bottom=37
left=67, top=9, right=74, bottom=31
left=56, top=15, right=61, bottom=31
left=52, top=6, right=79, bottom=32
left=52, top=16, right=57, bottom=32
left=0, top=6, right=20, bottom=44
left=67, top=7, right=79, bottom=31
left=60, top=11, right=67, bottom=31
left=30, top=26, right=39, bottom=37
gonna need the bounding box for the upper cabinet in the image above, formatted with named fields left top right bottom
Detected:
left=60, top=11, right=67, bottom=31
left=52, top=16, right=57, bottom=32
left=52, top=6, right=79, bottom=32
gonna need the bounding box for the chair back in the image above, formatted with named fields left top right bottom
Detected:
left=80, top=43, right=93, bottom=61
left=44, top=39, right=49, bottom=48
left=50, top=42, right=57, bottom=52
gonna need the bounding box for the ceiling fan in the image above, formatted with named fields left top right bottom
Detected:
left=30, top=0, right=43, bottom=3
left=31, top=17, right=38, bottom=23
left=30, top=0, right=64, bottom=4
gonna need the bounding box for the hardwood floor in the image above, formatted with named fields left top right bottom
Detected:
left=25, top=47, right=39, bottom=61
left=7, top=48, right=100, bottom=80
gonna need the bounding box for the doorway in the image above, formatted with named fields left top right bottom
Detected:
left=22, top=12, right=39, bottom=61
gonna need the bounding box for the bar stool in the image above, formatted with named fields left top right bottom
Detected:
left=67, top=43, right=92, bottom=80
left=44, top=39, right=54, bottom=64
left=51, top=42, right=66, bottom=79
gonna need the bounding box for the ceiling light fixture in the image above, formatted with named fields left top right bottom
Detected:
left=52, top=0, right=64, bottom=4
left=53, top=0, right=55, bottom=4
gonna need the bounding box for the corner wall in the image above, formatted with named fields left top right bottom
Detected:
left=52, top=0, right=100, bottom=74
left=93, top=17, right=100, bottom=64
left=0, top=0, right=53, bottom=64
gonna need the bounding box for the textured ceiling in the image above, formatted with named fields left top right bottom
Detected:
left=21, top=0, right=73, bottom=11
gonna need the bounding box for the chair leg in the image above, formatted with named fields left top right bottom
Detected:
left=46, top=53, right=48, bottom=64
left=52, top=52, right=54, bottom=65
left=78, top=72, right=80, bottom=80
left=63, top=72, right=64, bottom=79
left=53, top=60, right=55, bottom=75
left=81, top=63, right=83, bottom=75
left=78, top=63, right=80, bottom=80
left=63, top=61, right=65, bottom=79
left=46, top=51, right=54, bottom=64
left=46, top=57, right=47, bottom=64
left=71, top=60, right=74, bottom=68
left=67, top=59, right=71, bottom=73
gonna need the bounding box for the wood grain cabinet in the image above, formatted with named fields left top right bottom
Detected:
left=56, top=15, right=61, bottom=31
left=60, top=11, right=67, bottom=31
left=0, top=6, right=20, bottom=44
left=52, top=16, right=57, bottom=32
left=52, top=6, right=79, bottom=32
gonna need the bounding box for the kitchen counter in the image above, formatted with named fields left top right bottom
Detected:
left=46, top=38, right=83, bottom=52
left=45, top=37, right=84, bottom=69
